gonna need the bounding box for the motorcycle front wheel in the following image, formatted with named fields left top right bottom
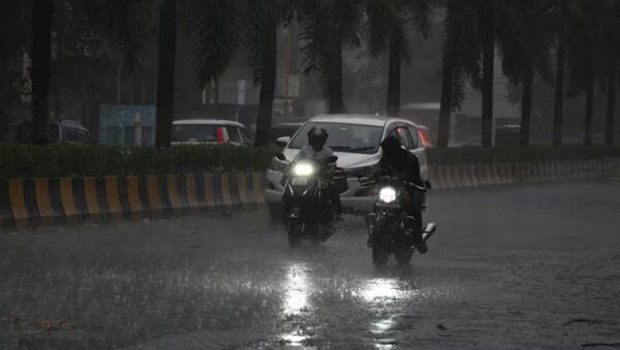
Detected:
left=286, top=220, right=303, bottom=248
left=372, top=237, right=389, bottom=267
left=395, top=249, right=413, bottom=266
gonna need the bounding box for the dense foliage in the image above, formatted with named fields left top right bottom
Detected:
left=2, top=0, right=620, bottom=150
left=0, top=145, right=277, bottom=179
left=2, top=144, right=619, bottom=179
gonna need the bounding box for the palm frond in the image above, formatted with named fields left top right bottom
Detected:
left=190, top=0, right=240, bottom=89
left=82, top=0, right=155, bottom=71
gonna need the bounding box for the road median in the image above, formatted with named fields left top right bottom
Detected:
left=428, top=158, right=620, bottom=190
left=0, top=172, right=265, bottom=229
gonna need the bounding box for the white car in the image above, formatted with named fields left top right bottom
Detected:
left=172, top=119, right=252, bottom=146
left=265, top=114, right=429, bottom=212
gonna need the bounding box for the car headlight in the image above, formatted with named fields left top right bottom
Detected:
left=292, top=162, right=315, bottom=177
left=378, top=186, right=397, bottom=203
left=269, top=157, right=288, bottom=172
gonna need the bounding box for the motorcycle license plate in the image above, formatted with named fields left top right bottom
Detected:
left=292, top=177, right=308, bottom=186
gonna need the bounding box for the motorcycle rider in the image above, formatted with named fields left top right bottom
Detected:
left=367, top=135, right=428, bottom=253
left=292, top=126, right=343, bottom=220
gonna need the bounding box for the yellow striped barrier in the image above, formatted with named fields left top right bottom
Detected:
left=0, top=172, right=265, bottom=229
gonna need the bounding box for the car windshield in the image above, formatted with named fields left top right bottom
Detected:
left=288, top=122, right=383, bottom=154
left=172, top=124, right=217, bottom=142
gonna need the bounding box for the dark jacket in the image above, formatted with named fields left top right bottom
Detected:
left=377, top=136, right=423, bottom=186
left=379, top=150, right=423, bottom=187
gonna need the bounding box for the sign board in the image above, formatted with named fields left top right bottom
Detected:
left=99, top=105, right=156, bottom=146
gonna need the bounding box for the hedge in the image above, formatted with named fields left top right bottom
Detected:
left=0, top=144, right=277, bottom=179
left=427, top=144, right=620, bottom=165
left=1, top=143, right=619, bottom=179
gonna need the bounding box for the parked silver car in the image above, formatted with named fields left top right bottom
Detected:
left=172, top=119, right=252, bottom=146
left=266, top=114, right=429, bottom=212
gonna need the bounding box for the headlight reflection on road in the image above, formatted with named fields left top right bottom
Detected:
left=360, top=278, right=412, bottom=303
left=282, top=263, right=311, bottom=315
left=280, top=263, right=313, bottom=347
left=284, top=264, right=310, bottom=315
left=360, top=279, right=411, bottom=350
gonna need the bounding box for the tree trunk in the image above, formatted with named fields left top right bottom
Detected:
left=605, top=58, right=617, bottom=146
left=155, top=0, right=177, bottom=148
left=520, top=64, right=533, bottom=145
left=254, top=20, right=277, bottom=146
left=326, top=36, right=344, bottom=114
left=31, top=0, right=53, bottom=145
left=552, top=0, right=566, bottom=146
left=437, top=43, right=453, bottom=148
left=584, top=61, right=594, bottom=146
left=386, top=36, right=401, bottom=117
left=481, top=8, right=494, bottom=149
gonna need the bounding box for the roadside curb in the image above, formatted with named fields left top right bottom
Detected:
left=428, top=158, right=620, bottom=190
left=0, top=172, right=265, bottom=229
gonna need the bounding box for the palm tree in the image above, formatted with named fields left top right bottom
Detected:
left=0, top=1, right=25, bottom=142
left=31, top=0, right=54, bottom=144
left=437, top=0, right=480, bottom=147
left=552, top=0, right=568, bottom=146
left=600, top=0, right=620, bottom=145
left=496, top=0, right=555, bottom=145
left=192, top=1, right=295, bottom=146
left=244, top=1, right=278, bottom=146
left=242, top=0, right=294, bottom=146
left=297, top=0, right=364, bottom=114
left=83, top=0, right=154, bottom=72
left=155, top=0, right=177, bottom=148
left=366, top=0, right=431, bottom=117
left=191, top=0, right=240, bottom=94
left=476, top=0, right=496, bottom=148
left=438, top=0, right=495, bottom=148
left=566, top=0, right=607, bottom=146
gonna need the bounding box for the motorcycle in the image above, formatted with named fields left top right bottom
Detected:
left=276, top=154, right=347, bottom=247
left=365, top=176, right=437, bottom=267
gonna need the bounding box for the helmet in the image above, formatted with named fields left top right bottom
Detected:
left=381, top=136, right=402, bottom=160
left=307, top=127, right=328, bottom=151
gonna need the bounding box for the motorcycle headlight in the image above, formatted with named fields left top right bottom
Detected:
left=378, top=186, right=397, bottom=203
left=292, top=162, right=315, bottom=177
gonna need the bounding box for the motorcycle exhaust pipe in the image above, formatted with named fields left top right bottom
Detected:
left=422, top=223, right=437, bottom=242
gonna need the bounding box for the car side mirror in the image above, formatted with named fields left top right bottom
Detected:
left=425, top=180, right=432, bottom=190
left=327, top=155, right=338, bottom=163
left=276, top=153, right=287, bottom=161
left=276, top=136, right=291, bottom=147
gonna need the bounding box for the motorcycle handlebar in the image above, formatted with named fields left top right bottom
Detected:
left=357, top=175, right=426, bottom=192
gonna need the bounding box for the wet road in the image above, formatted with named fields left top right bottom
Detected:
left=1, top=181, right=620, bottom=349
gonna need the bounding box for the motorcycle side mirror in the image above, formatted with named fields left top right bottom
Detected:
left=327, top=155, right=338, bottom=163
left=424, top=180, right=432, bottom=190
left=276, top=153, right=287, bottom=161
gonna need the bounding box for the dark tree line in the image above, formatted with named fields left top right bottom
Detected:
left=3, top=0, right=620, bottom=148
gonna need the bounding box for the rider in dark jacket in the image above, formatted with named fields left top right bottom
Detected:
left=370, top=136, right=428, bottom=253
